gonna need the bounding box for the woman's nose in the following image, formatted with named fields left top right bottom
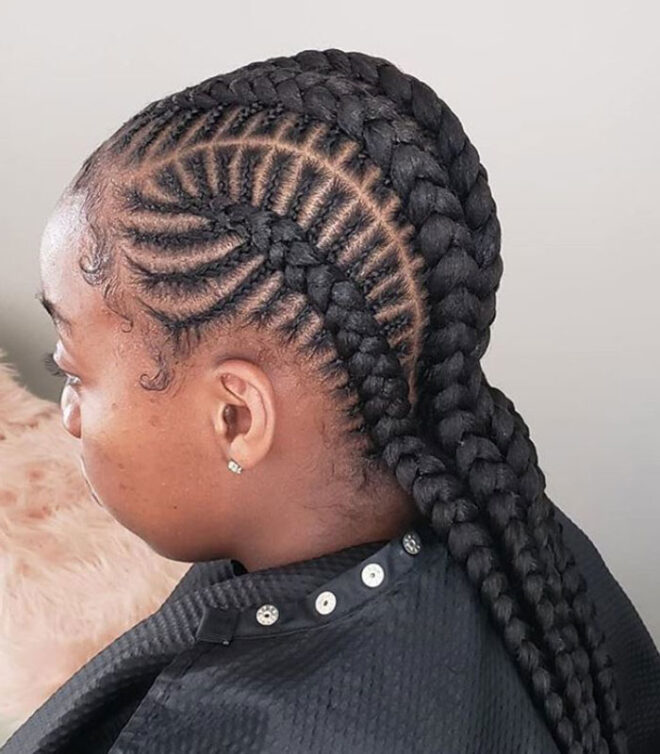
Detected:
left=60, top=385, right=81, bottom=438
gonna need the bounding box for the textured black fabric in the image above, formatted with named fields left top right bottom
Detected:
left=1, top=507, right=658, bottom=753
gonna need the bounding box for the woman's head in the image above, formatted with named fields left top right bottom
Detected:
left=38, top=166, right=421, bottom=567
left=38, top=49, right=625, bottom=752
left=37, top=58, right=436, bottom=567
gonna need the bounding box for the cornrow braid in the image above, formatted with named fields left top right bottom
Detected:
left=69, top=49, right=627, bottom=754
left=266, top=51, right=625, bottom=754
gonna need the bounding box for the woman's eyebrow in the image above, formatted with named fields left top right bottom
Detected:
left=35, top=290, right=74, bottom=336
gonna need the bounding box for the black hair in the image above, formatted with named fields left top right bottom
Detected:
left=66, top=49, right=627, bottom=753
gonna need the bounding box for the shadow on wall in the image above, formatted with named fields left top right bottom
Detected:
left=0, top=347, right=192, bottom=738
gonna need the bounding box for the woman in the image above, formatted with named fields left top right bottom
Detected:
left=2, top=48, right=658, bottom=753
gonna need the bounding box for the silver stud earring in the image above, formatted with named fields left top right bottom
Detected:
left=227, top=458, right=243, bottom=474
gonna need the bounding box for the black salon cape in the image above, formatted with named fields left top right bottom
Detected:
left=1, top=506, right=658, bottom=754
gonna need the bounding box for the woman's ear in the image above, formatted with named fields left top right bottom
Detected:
left=213, top=360, right=276, bottom=472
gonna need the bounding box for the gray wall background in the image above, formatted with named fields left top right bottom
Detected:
left=1, top=0, right=658, bottom=669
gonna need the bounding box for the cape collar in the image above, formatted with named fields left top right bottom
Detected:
left=194, top=516, right=441, bottom=645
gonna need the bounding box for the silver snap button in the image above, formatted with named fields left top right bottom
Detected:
left=314, top=590, right=337, bottom=615
left=361, top=562, right=385, bottom=587
left=255, top=604, right=279, bottom=626
left=402, top=530, right=422, bottom=555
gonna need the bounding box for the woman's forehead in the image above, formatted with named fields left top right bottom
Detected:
left=38, top=192, right=109, bottom=328
left=41, top=191, right=88, bottom=253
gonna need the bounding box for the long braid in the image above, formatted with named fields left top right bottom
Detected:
left=69, top=50, right=626, bottom=753
left=252, top=50, right=624, bottom=753
left=253, top=51, right=626, bottom=753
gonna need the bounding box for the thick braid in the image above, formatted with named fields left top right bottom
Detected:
left=196, top=56, right=620, bottom=751
left=70, top=51, right=627, bottom=753
left=237, top=50, right=623, bottom=752
left=247, top=50, right=625, bottom=753
left=490, top=383, right=626, bottom=748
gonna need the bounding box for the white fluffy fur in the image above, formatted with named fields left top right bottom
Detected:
left=0, top=348, right=191, bottom=735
